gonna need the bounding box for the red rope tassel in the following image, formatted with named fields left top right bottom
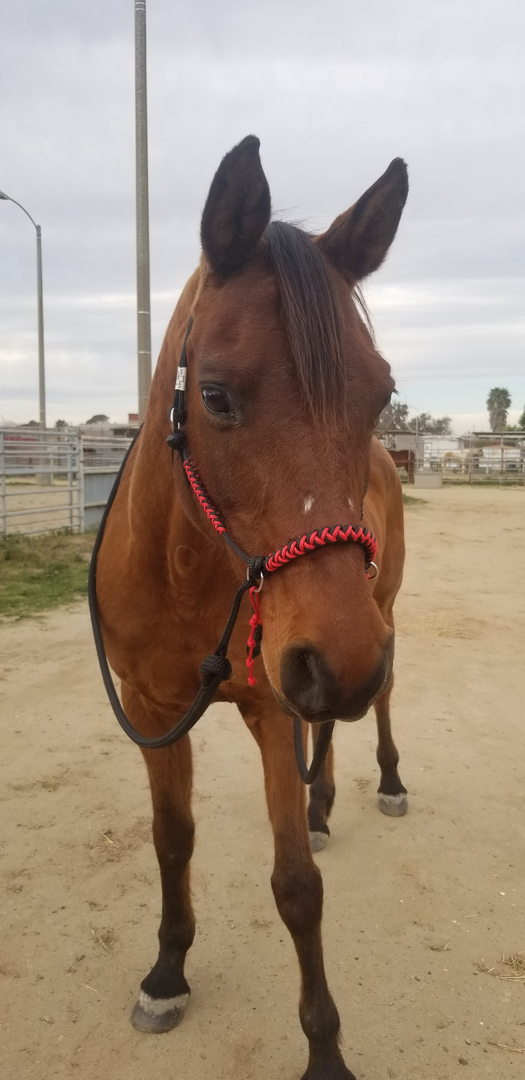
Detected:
left=246, top=586, right=262, bottom=686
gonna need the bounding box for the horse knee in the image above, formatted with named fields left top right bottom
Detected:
left=271, top=861, right=323, bottom=936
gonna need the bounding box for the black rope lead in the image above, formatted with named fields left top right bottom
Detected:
left=293, top=718, right=335, bottom=784
left=89, top=314, right=337, bottom=782
left=88, top=428, right=252, bottom=752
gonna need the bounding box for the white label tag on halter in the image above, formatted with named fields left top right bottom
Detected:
left=175, top=367, right=187, bottom=392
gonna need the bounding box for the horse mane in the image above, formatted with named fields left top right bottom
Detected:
left=264, top=220, right=358, bottom=423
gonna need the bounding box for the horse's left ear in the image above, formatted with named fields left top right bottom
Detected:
left=316, top=158, right=408, bottom=282
left=201, top=135, right=271, bottom=276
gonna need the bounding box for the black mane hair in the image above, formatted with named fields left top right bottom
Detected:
left=264, top=221, right=347, bottom=422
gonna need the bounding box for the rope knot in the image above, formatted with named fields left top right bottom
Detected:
left=166, top=429, right=185, bottom=453
left=248, top=555, right=266, bottom=581
left=199, top=653, right=232, bottom=685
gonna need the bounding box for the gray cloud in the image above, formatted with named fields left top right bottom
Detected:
left=1, top=0, right=524, bottom=428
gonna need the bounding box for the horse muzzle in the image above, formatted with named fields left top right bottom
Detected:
left=278, top=632, right=394, bottom=724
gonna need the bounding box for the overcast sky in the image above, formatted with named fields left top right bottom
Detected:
left=1, top=0, right=524, bottom=432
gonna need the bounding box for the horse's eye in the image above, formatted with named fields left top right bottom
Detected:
left=202, top=385, right=231, bottom=415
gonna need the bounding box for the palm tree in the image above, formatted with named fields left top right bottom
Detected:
left=375, top=401, right=409, bottom=435
left=487, top=387, right=511, bottom=432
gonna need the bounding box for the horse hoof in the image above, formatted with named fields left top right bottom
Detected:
left=301, top=1058, right=356, bottom=1080
left=310, top=830, right=329, bottom=852
left=130, top=990, right=189, bottom=1033
left=378, top=792, right=408, bottom=817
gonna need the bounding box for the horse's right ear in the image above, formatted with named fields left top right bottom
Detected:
left=201, top=136, right=271, bottom=276
left=316, top=158, right=409, bottom=282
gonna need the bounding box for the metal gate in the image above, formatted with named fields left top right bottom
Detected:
left=0, top=429, right=132, bottom=536
left=79, top=435, right=131, bottom=531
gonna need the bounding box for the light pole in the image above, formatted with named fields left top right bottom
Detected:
left=135, top=0, right=152, bottom=423
left=0, top=190, right=46, bottom=430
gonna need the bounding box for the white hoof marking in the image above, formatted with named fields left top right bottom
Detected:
left=378, top=792, right=408, bottom=817
left=310, top=830, right=329, bottom=852
left=136, top=990, right=189, bottom=1017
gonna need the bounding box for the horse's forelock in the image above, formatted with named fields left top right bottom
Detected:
left=263, top=222, right=348, bottom=424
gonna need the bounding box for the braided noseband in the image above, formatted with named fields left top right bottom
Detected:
left=90, top=315, right=378, bottom=783
left=182, top=458, right=378, bottom=578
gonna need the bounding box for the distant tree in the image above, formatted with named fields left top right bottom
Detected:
left=85, top=414, right=110, bottom=425
left=432, top=417, right=452, bottom=435
left=25, top=419, right=39, bottom=427
left=487, top=387, right=511, bottom=432
left=407, top=412, right=452, bottom=435
left=508, top=405, right=525, bottom=431
left=54, top=419, right=68, bottom=430
left=375, top=401, right=410, bottom=436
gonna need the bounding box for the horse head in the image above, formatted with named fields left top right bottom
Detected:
left=167, top=136, right=408, bottom=725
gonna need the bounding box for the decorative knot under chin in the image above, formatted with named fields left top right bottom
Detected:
left=199, top=654, right=232, bottom=683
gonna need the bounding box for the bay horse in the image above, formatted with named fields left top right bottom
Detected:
left=386, top=447, right=415, bottom=483
left=95, top=136, right=408, bottom=1080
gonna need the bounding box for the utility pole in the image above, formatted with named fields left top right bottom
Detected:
left=135, top=0, right=152, bottom=422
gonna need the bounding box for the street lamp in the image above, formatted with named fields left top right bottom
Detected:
left=0, top=191, right=46, bottom=429
left=135, top=0, right=152, bottom=423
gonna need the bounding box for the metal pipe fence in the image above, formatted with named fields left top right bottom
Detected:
left=3, top=426, right=523, bottom=538
left=0, top=429, right=132, bottom=536
left=380, top=431, right=525, bottom=485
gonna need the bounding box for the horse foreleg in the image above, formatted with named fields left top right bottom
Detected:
left=122, top=686, right=196, bottom=1034
left=307, top=724, right=336, bottom=852
left=374, top=675, right=408, bottom=817
left=243, top=706, right=356, bottom=1080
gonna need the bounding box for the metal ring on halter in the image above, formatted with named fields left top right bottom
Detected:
left=247, top=568, right=265, bottom=593
left=367, top=561, right=379, bottom=580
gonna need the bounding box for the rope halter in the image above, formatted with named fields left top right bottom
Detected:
left=167, top=317, right=379, bottom=686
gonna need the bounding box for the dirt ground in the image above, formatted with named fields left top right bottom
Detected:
left=4, top=481, right=78, bottom=534
left=1, top=485, right=524, bottom=1080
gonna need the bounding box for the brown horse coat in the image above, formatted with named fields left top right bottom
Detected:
left=96, top=136, right=408, bottom=1080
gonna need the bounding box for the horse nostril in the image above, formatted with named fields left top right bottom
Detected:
left=281, top=642, right=337, bottom=720
left=296, top=650, right=323, bottom=702
left=280, top=640, right=391, bottom=723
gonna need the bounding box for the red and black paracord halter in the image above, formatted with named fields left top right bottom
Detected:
left=181, top=457, right=378, bottom=685
left=89, top=316, right=378, bottom=783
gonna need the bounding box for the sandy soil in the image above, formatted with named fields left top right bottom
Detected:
left=3, top=482, right=78, bottom=534
left=1, top=485, right=524, bottom=1080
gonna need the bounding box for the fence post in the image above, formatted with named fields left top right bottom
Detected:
left=37, top=429, right=51, bottom=487
left=67, top=444, right=74, bottom=530
left=78, top=435, right=85, bottom=532
left=0, top=433, right=6, bottom=537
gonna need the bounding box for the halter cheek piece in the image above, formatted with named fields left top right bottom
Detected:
left=89, top=316, right=378, bottom=784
